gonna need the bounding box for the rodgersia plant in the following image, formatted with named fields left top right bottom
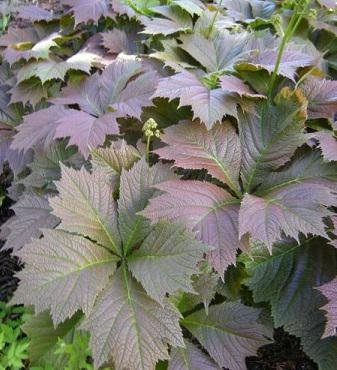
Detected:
left=1, top=0, right=337, bottom=369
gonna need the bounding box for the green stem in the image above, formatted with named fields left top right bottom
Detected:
left=145, top=135, right=151, bottom=163
left=206, top=0, right=223, bottom=39
left=267, top=1, right=309, bottom=100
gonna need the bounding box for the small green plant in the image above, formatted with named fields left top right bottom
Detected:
left=0, top=302, right=29, bottom=370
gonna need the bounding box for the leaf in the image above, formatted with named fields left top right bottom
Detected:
left=312, top=132, right=337, bottom=162
left=0, top=27, right=39, bottom=47
left=239, top=87, right=308, bottom=190
left=181, top=302, right=271, bottom=370
left=223, top=0, right=275, bottom=22
left=19, top=140, right=84, bottom=191
left=81, top=268, right=184, bottom=369
left=301, top=77, right=337, bottom=119
left=0, top=192, right=59, bottom=252
left=219, top=74, right=265, bottom=98
left=258, top=151, right=337, bottom=193
left=118, top=158, right=175, bottom=253
left=17, top=5, right=56, bottom=22
left=171, top=0, right=204, bottom=16
left=238, top=48, right=316, bottom=81
left=50, top=58, right=157, bottom=154
left=244, top=238, right=337, bottom=370
left=179, top=30, right=254, bottom=73
left=50, top=165, right=121, bottom=254
left=11, top=106, right=69, bottom=153
left=101, top=29, right=140, bottom=55
left=9, top=79, right=50, bottom=107
left=62, top=0, right=112, bottom=25
left=168, top=339, right=220, bottom=370
left=12, top=229, right=118, bottom=324
left=141, top=5, right=193, bottom=36
left=141, top=180, right=242, bottom=275
left=128, top=221, right=210, bottom=303
left=22, top=311, right=82, bottom=364
left=17, top=57, right=85, bottom=84
left=318, top=278, right=337, bottom=338
left=153, top=70, right=238, bottom=128
left=91, top=139, right=140, bottom=178
left=154, top=120, right=242, bottom=194
left=239, top=183, right=335, bottom=251
left=2, top=31, right=60, bottom=65
left=53, top=110, right=119, bottom=158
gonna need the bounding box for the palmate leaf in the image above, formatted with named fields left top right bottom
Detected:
left=118, top=158, right=176, bottom=252
left=179, top=30, right=254, bottom=73
left=12, top=229, right=118, bottom=324
left=101, top=29, right=141, bottom=55
left=50, top=165, right=121, bottom=254
left=128, top=222, right=210, bottom=303
left=0, top=27, right=60, bottom=65
left=311, top=132, right=337, bottom=162
left=171, top=0, right=205, bottom=16
left=0, top=192, right=59, bottom=252
left=62, top=0, right=112, bottom=25
left=53, top=110, right=119, bottom=158
left=237, top=47, right=316, bottom=81
left=19, top=140, right=84, bottom=191
left=17, top=5, right=57, bottom=22
left=11, top=106, right=70, bottom=154
left=153, top=70, right=239, bottom=128
left=81, top=268, right=184, bottom=369
left=14, top=58, right=157, bottom=157
left=239, top=150, right=337, bottom=250
left=9, top=78, right=50, bottom=108
left=154, top=120, right=241, bottom=194
left=141, top=5, right=193, bottom=36
left=239, top=87, right=308, bottom=190
left=91, top=139, right=141, bottom=180
left=301, top=77, right=337, bottom=119
left=168, top=339, right=220, bottom=370
left=319, top=279, right=337, bottom=338
left=239, top=184, right=335, bottom=251
left=244, top=238, right=337, bottom=370
left=141, top=180, right=242, bottom=275
left=222, top=0, right=276, bottom=22
left=181, top=302, right=272, bottom=370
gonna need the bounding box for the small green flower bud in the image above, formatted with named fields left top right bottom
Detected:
left=308, top=8, right=317, bottom=19
left=154, top=129, right=161, bottom=138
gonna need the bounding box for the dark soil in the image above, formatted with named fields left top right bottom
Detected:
left=246, top=328, right=318, bottom=370
left=0, top=168, right=20, bottom=301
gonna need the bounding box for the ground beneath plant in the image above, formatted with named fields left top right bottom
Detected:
left=246, top=329, right=317, bottom=370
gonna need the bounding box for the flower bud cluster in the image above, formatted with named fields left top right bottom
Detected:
left=143, top=118, right=160, bottom=138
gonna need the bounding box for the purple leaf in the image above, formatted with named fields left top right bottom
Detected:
left=141, top=180, right=242, bottom=275
left=17, top=5, right=56, bottom=22
left=11, top=106, right=69, bottom=153
left=238, top=48, right=316, bottom=81
left=1, top=193, right=59, bottom=252
left=54, top=110, right=119, bottom=158
left=318, top=279, right=337, bottom=337
left=219, top=75, right=265, bottom=98
left=155, top=120, right=241, bottom=194
left=239, top=183, right=335, bottom=251
left=154, top=70, right=238, bottom=128
left=141, top=5, right=192, bottom=36
left=101, top=29, right=139, bottom=55
left=301, top=77, right=337, bottom=119
left=312, top=132, right=337, bottom=162
left=62, top=0, right=112, bottom=25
